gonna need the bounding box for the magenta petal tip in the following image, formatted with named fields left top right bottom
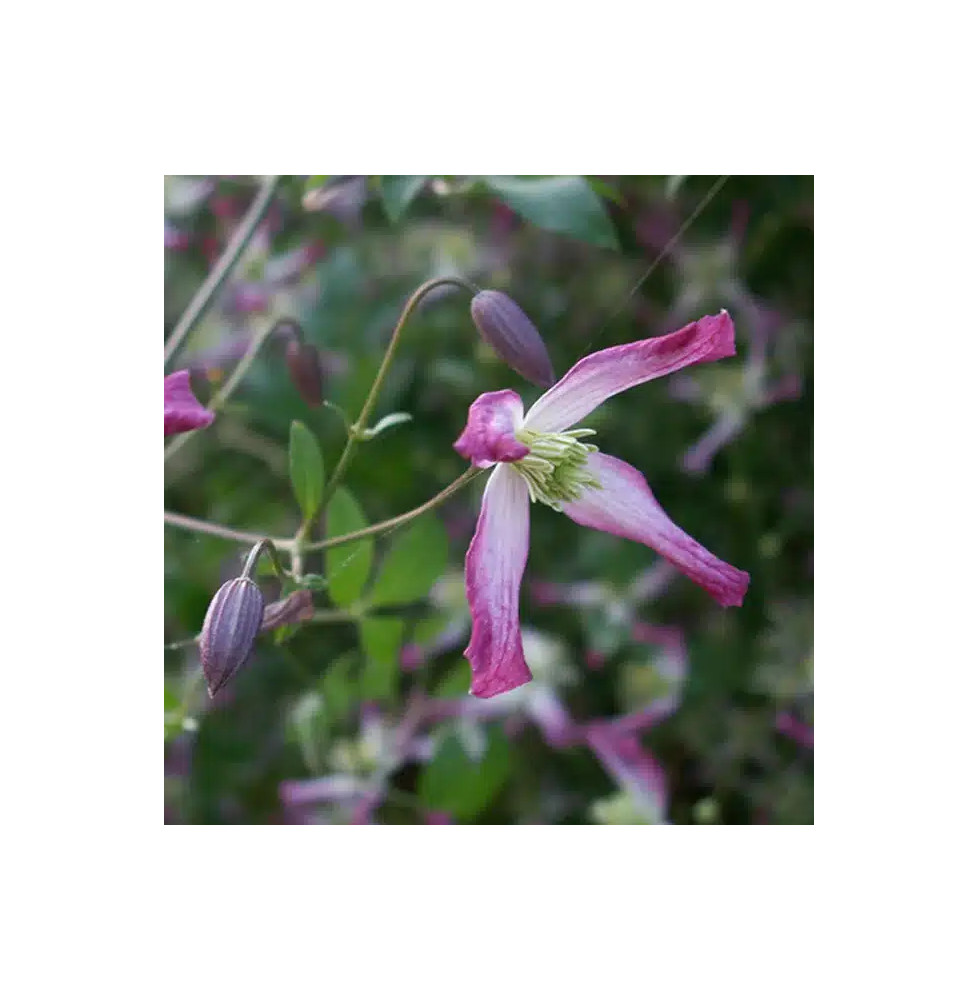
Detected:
left=453, top=389, right=529, bottom=468
left=164, top=370, right=215, bottom=436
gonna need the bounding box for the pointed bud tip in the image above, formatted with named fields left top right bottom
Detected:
left=471, top=290, right=556, bottom=388
left=199, top=577, right=265, bottom=696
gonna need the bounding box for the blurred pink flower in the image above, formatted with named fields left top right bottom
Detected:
left=454, top=311, right=750, bottom=698
left=164, top=221, right=190, bottom=251
left=164, top=370, right=214, bottom=436
left=585, top=724, right=669, bottom=822
left=776, top=711, right=814, bottom=750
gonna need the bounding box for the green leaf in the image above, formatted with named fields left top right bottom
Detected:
left=484, top=175, right=619, bottom=250
left=585, top=176, right=627, bottom=207
left=419, top=725, right=511, bottom=820
left=412, top=613, right=453, bottom=646
left=378, top=176, right=428, bottom=222
left=326, top=489, right=373, bottom=606
left=321, top=651, right=358, bottom=724
left=288, top=690, right=329, bottom=772
left=289, top=421, right=325, bottom=520
left=359, top=616, right=405, bottom=700
left=358, top=412, right=413, bottom=441
left=434, top=661, right=471, bottom=698
left=370, top=516, right=448, bottom=607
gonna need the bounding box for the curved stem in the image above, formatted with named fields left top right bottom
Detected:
left=242, top=537, right=289, bottom=583
left=164, top=510, right=293, bottom=549
left=163, top=175, right=280, bottom=368
left=303, top=466, right=482, bottom=554
left=318, top=276, right=479, bottom=511
left=164, top=316, right=295, bottom=463
left=164, top=466, right=481, bottom=554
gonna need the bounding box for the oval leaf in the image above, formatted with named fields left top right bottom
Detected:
left=326, top=489, right=373, bottom=607
left=289, top=421, right=325, bottom=520
left=419, top=725, right=511, bottom=820
left=485, top=175, right=619, bottom=250
left=370, top=516, right=448, bottom=607
left=359, top=616, right=405, bottom=701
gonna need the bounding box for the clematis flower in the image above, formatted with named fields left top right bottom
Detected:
left=164, top=370, right=215, bottom=436
left=454, top=311, right=750, bottom=698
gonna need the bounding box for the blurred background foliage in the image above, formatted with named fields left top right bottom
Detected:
left=164, top=175, right=813, bottom=824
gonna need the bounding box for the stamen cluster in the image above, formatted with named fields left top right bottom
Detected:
left=513, top=427, right=601, bottom=510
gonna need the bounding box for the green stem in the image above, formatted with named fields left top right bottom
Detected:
left=291, top=275, right=478, bottom=573
left=318, top=276, right=479, bottom=511
left=307, top=608, right=359, bottom=625
left=164, top=466, right=481, bottom=554
left=242, top=537, right=289, bottom=583
left=163, top=175, right=280, bottom=369
left=303, top=466, right=482, bottom=553
left=163, top=510, right=293, bottom=549
left=164, top=316, right=295, bottom=462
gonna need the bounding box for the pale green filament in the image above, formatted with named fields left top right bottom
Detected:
left=513, top=427, right=601, bottom=510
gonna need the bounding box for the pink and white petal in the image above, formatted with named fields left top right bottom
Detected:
left=463, top=464, right=533, bottom=698
left=585, top=724, right=669, bottom=822
left=453, top=389, right=530, bottom=468
left=562, top=452, right=749, bottom=607
left=164, top=370, right=215, bottom=436
left=524, top=311, right=736, bottom=433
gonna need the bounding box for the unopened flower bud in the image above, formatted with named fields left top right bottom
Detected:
left=470, top=290, right=555, bottom=388
left=260, top=589, right=315, bottom=632
left=285, top=337, right=325, bottom=408
left=199, top=578, right=265, bottom=696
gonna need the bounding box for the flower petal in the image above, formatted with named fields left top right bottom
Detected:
left=463, top=464, right=532, bottom=698
left=453, top=389, right=530, bottom=468
left=164, top=370, right=215, bottom=436
left=562, top=452, right=749, bottom=606
left=585, top=724, right=669, bottom=823
left=524, top=310, right=735, bottom=433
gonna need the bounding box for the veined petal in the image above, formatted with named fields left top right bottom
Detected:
left=464, top=464, right=532, bottom=698
left=164, top=370, right=215, bottom=436
left=524, top=310, right=735, bottom=433
left=453, top=389, right=530, bottom=468
left=562, top=452, right=749, bottom=606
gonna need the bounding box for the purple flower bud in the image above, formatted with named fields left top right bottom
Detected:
left=260, top=589, right=314, bottom=632
left=285, top=337, right=325, bottom=408
left=199, top=578, right=265, bottom=696
left=470, top=290, right=555, bottom=388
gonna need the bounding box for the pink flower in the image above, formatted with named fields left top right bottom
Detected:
left=164, top=370, right=215, bottom=436
left=585, top=724, right=669, bottom=823
left=454, top=311, right=750, bottom=698
left=776, top=711, right=814, bottom=750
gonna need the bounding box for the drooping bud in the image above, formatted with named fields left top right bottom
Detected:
left=260, top=589, right=314, bottom=632
left=285, top=335, right=325, bottom=408
left=470, top=290, right=555, bottom=388
left=199, top=577, right=265, bottom=696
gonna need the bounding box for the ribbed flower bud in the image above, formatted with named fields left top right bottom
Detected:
left=260, top=589, right=314, bottom=632
left=470, top=290, right=555, bottom=388
left=285, top=334, right=325, bottom=408
left=199, top=578, right=265, bottom=696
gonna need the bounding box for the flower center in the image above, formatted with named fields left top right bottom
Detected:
left=512, top=427, right=601, bottom=510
